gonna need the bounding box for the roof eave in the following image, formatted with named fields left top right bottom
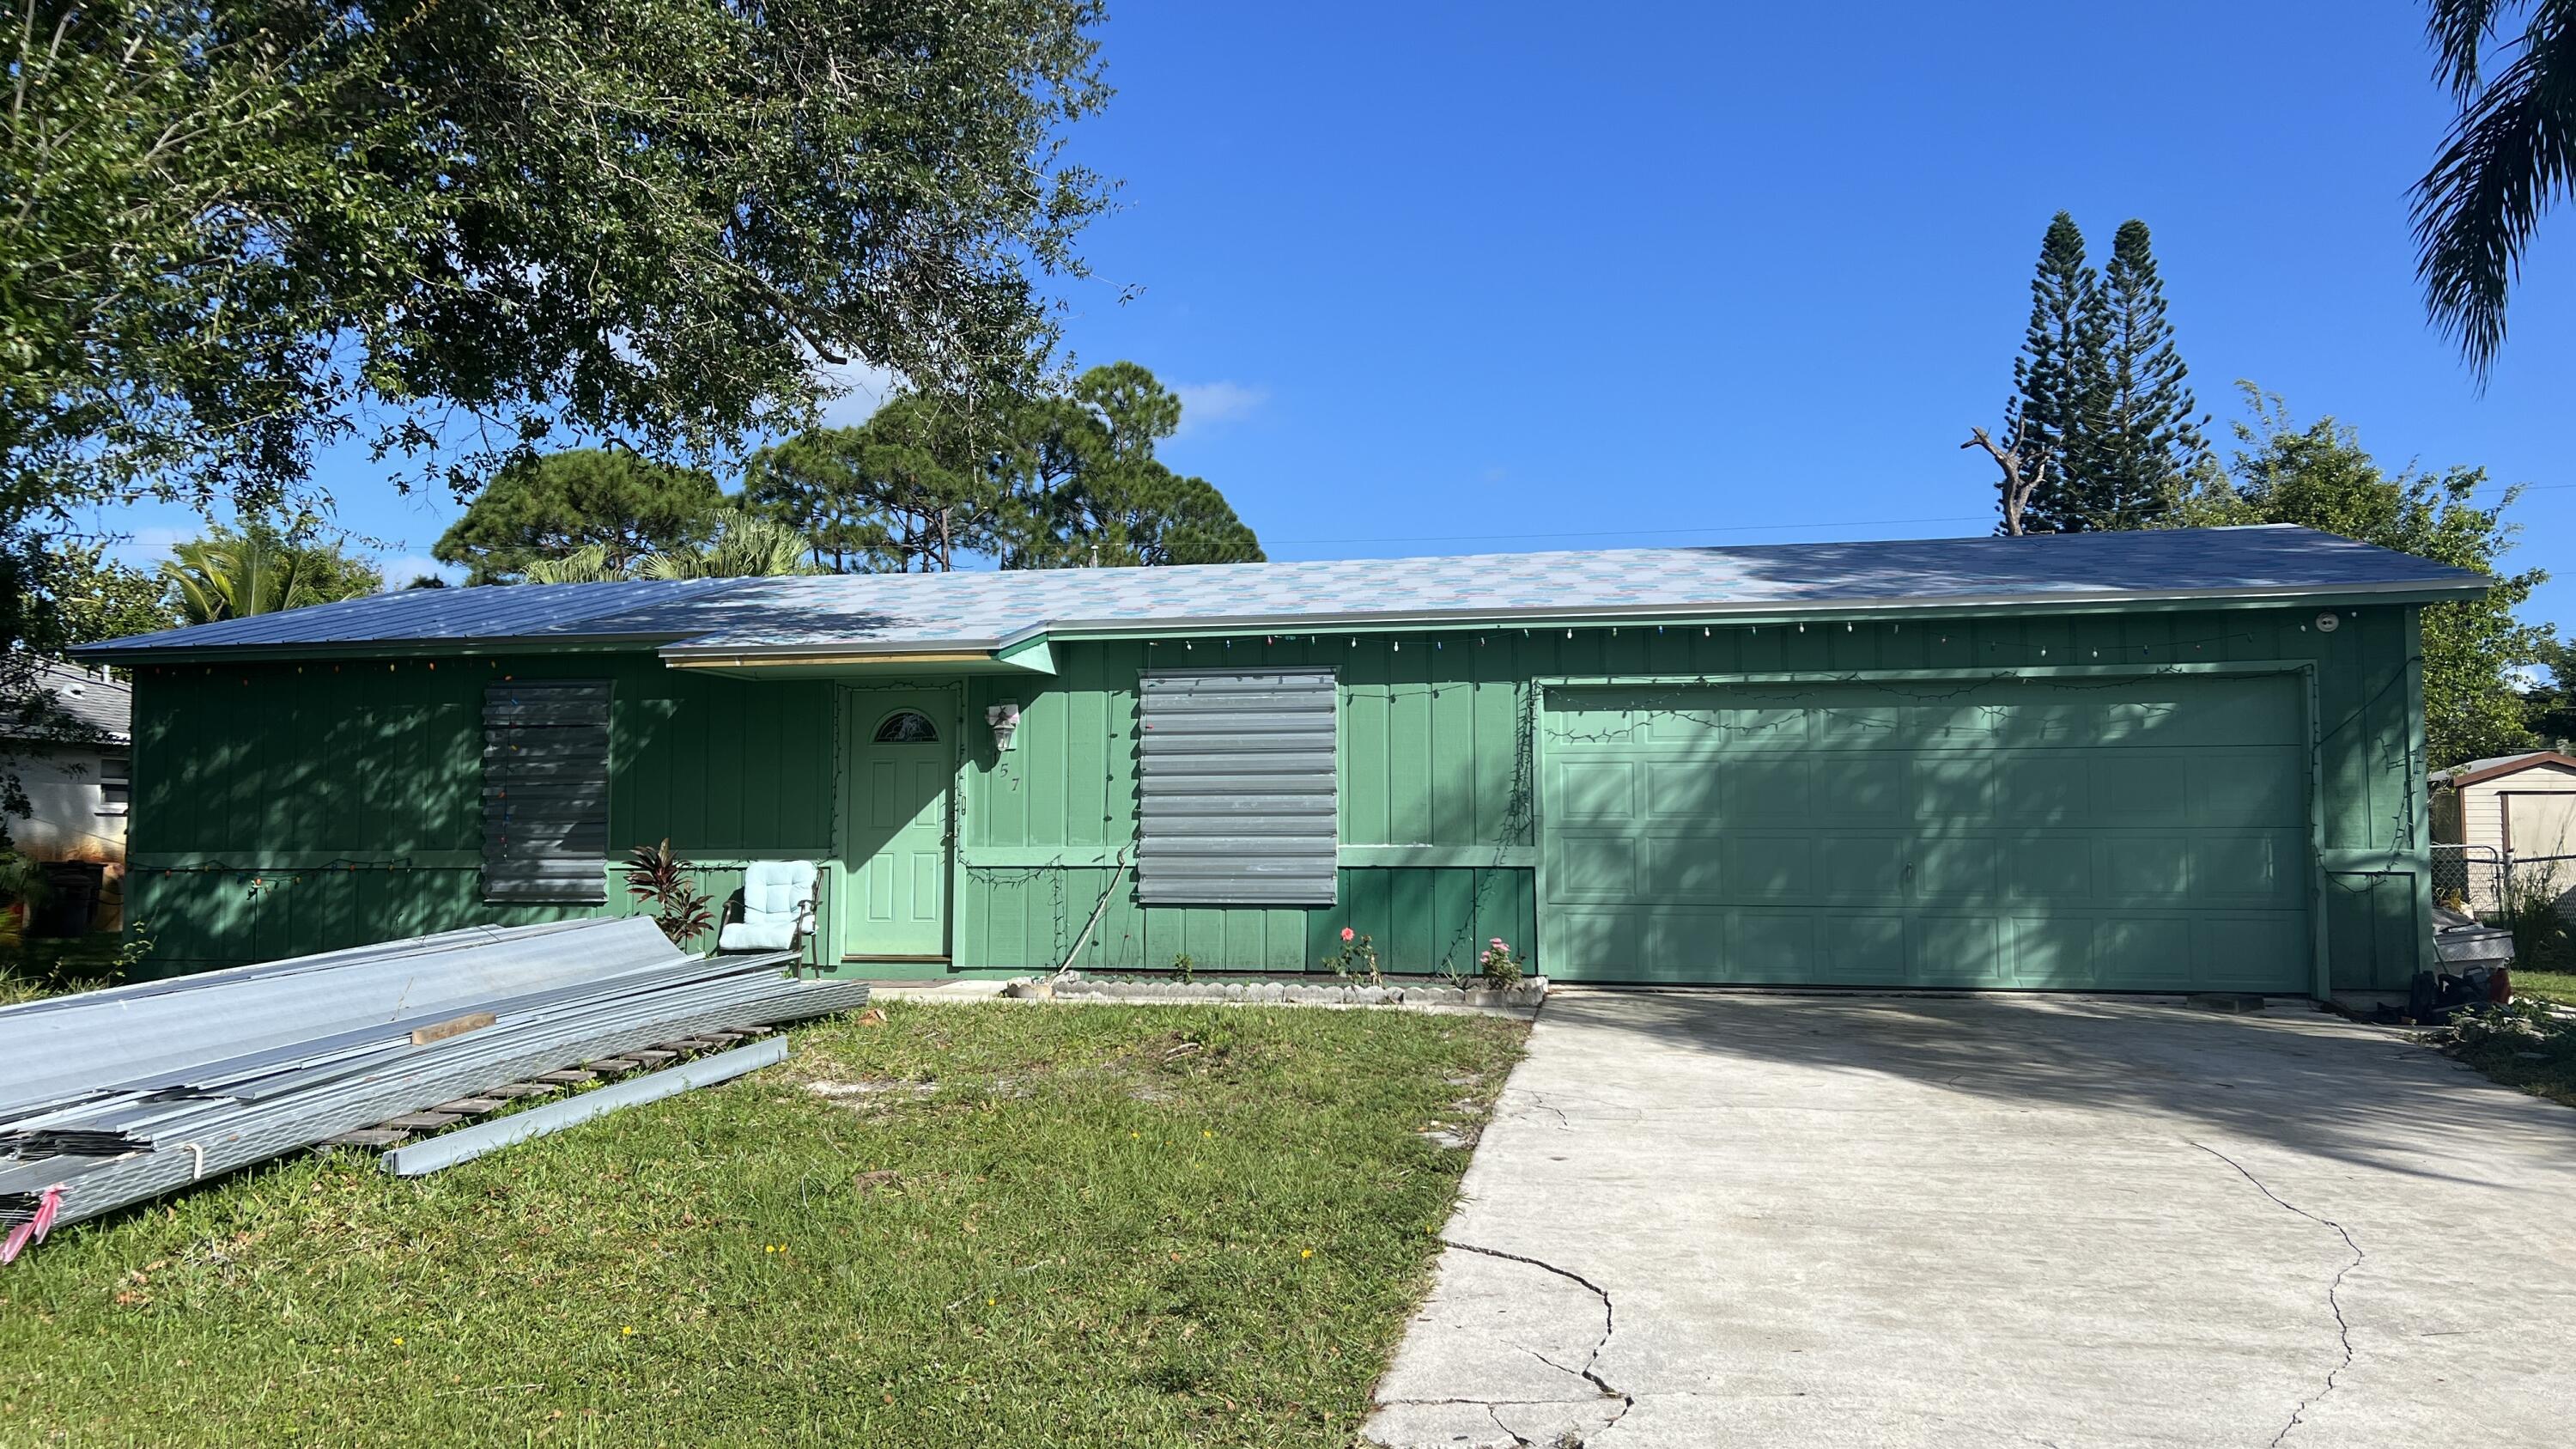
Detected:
left=66, top=573, right=2493, bottom=665
left=658, top=577, right=2489, bottom=661
left=68, top=633, right=696, bottom=666
left=2435, top=750, right=2576, bottom=788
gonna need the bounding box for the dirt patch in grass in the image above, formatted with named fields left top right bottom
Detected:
left=0, top=999, right=1528, bottom=1447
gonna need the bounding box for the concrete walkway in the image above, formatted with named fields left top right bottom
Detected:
left=1366, top=990, right=2576, bottom=1448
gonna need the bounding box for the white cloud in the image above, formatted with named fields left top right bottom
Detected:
left=101, top=526, right=191, bottom=569
left=1171, top=381, right=1268, bottom=438
left=815, top=358, right=902, bottom=428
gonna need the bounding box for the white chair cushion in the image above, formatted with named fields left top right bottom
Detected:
left=720, top=917, right=799, bottom=952
left=723, top=860, right=817, bottom=953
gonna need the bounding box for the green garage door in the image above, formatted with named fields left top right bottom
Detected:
left=1540, top=675, right=2312, bottom=991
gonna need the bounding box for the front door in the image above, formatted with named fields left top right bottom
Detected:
left=841, top=691, right=954, bottom=959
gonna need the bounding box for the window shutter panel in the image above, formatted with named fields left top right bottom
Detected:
left=482, top=681, right=611, bottom=904
left=1135, top=668, right=1337, bottom=906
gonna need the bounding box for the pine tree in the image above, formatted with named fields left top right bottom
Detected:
left=2002, top=213, right=2103, bottom=533
left=2085, top=221, right=2208, bottom=529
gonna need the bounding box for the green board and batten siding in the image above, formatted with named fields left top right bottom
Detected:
left=123, top=603, right=2433, bottom=993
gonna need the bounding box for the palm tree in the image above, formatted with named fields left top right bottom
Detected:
left=519, top=512, right=817, bottom=583
left=520, top=545, right=623, bottom=585
left=2414, top=2, right=2576, bottom=381
left=632, top=510, right=818, bottom=579
left=160, top=533, right=348, bottom=623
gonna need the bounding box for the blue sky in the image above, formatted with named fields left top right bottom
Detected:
left=103, top=1, right=2576, bottom=623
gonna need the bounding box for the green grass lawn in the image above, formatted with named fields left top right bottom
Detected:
left=2514, top=969, right=2576, bottom=1008
left=0, top=1000, right=1526, bottom=1446
left=0, top=932, right=126, bottom=1005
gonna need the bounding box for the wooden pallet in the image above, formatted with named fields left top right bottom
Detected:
left=319, top=1032, right=777, bottom=1155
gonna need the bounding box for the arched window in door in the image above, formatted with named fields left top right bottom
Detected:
left=873, top=709, right=941, bottom=744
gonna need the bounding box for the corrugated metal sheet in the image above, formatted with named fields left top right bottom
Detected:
left=76, top=526, right=2492, bottom=661
left=482, top=681, right=611, bottom=904
left=1134, top=669, right=1337, bottom=906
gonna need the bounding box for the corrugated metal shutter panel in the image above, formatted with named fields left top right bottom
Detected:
left=1136, top=668, right=1337, bottom=906
left=483, top=681, right=611, bottom=904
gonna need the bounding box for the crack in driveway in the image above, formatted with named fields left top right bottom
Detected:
left=2190, top=1142, right=2363, bottom=1446
left=1441, top=1238, right=1633, bottom=1433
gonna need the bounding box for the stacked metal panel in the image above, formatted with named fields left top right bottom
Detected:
left=0, top=917, right=867, bottom=1239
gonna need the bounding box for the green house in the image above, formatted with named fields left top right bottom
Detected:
left=74, top=526, right=2488, bottom=996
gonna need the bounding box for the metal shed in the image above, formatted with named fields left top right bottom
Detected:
left=74, top=526, right=2490, bottom=997
left=2431, top=750, right=2576, bottom=916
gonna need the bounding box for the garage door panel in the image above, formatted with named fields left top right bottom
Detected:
left=1546, top=831, right=1640, bottom=901
left=2088, top=916, right=2196, bottom=986
left=1554, top=760, right=1637, bottom=822
left=1643, top=830, right=1735, bottom=900
left=1911, top=837, right=2001, bottom=899
left=2102, top=836, right=2195, bottom=901
left=2190, top=831, right=2302, bottom=905
left=1912, top=757, right=1996, bottom=819
left=1717, top=834, right=1813, bottom=900
left=1701, top=705, right=1810, bottom=749
left=1816, top=835, right=1909, bottom=902
left=1551, top=905, right=1643, bottom=977
left=2002, top=834, right=2096, bottom=900
left=2192, top=749, right=2307, bottom=826
left=1643, top=761, right=1722, bottom=818
left=1813, top=754, right=1907, bottom=821
left=2195, top=914, right=2309, bottom=989
left=1995, top=756, right=2089, bottom=823
left=1723, top=757, right=1811, bottom=817
left=1912, top=914, right=2006, bottom=985
left=1728, top=910, right=1820, bottom=981
left=1541, top=675, right=2311, bottom=991
left=2004, top=915, right=2102, bottom=987
left=2088, top=754, right=2195, bottom=824
left=1819, top=914, right=1909, bottom=981
left=1813, top=701, right=2007, bottom=751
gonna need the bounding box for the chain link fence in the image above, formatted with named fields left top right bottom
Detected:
left=2432, top=843, right=2504, bottom=916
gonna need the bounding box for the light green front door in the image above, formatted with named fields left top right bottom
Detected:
left=1540, top=675, right=2312, bottom=991
left=841, top=691, right=954, bottom=959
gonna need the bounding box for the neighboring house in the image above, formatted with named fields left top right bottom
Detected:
left=3, top=659, right=133, bottom=933
left=73, top=525, right=2488, bottom=996
left=2430, top=750, right=2576, bottom=916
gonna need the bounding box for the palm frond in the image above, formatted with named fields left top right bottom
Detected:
left=2414, top=3, right=2576, bottom=381
left=2427, top=0, right=2519, bottom=100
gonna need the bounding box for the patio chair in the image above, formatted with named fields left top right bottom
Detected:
left=719, top=860, right=820, bottom=962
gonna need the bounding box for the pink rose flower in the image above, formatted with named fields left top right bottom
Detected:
left=1340, top=927, right=1355, bottom=941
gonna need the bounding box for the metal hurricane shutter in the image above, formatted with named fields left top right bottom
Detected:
left=1135, top=668, right=1338, bottom=906
left=1539, top=674, right=2312, bottom=989
left=483, top=681, right=611, bottom=904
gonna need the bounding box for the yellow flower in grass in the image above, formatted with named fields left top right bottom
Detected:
left=621, top=1326, right=635, bottom=1336
left=1300, top=1249, right=1313, bottom=1259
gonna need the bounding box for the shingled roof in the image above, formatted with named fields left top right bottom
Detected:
left=72, top=525, right=2492, bottom=665
left=7, top=660, right=132, bottom=745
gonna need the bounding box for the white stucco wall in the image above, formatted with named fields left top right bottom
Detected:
left=7, top=742, right=127, bottom=931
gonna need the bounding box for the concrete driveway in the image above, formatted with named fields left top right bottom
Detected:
left=1366, top=990, right=2576, bottom=1449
